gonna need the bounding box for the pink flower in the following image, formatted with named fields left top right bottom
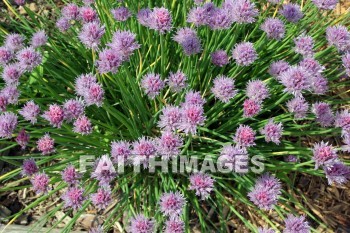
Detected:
left=61, top=187, right=85, bottom=210
left=189, top=173, right=215, bottom=199
left=90, top=188, right=112, bottom=210
left=233, top=125, right=256, bottom=148
left=42, top=104, right=64, bottom=128
left=73, top=115, right=92, bottom=135
left=243, top=99, right=261, bottom=118
left=37, top=134, right=55, bottom=155
left=31, top=172, right=51, bottom=194
left=16, top=128, right=30, bottom=149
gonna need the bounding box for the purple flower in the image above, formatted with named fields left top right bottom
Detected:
left=268, top=60, right=290, bottom=79
left=283, top=215, right=310, bottom=233
left=294, top=35, right=314, bottom=57
left=335, top=110, right=350, bottom=133
left=208, top=8, right=233, bottom=30
left=243, top=99, right=261, bottom=118
left=173, top=28, right=201, bottom=56
left=260, top=119, right=283, bottom=144
left=312, top=0, right=339, bottom=10
left=1, top=85, right=19, bottom=104
left=111, top=7, right=132, bottom=21
left=16, top=47, right=42, bottom=72
left=84, top=82, right=104, bottom=107
left=111, top=141, right=131, bottom=165
left=149, top=7, right=172, bottom=34
left=0, top=112, right=18, bottom=138
left=312, top=102, right=334, bottom=127
left=342, top=133, right=350, bottom=152
left=189, top=173, right=214, bottom=199
left=0, top=94, right=8, bottom=112
left=233, top=125, right=256, bottom=147
left=79, top=6, right=98, bottom=23
left=137, top=8, right=152, bottom=27
left=61, top=165, right=81, bottom=186
left=129, top=214, right=155, bottom=233
left=299, top=58, right=324, bottom=74
left=211, top=50, right=229, bottom=67
left=42, top=104, right=64, bottom=128
left=246, top=80, right=269, bottom=102
left=91, top=155, right=116, bottom=186
left=56, top=17, right=71, bottom=32
left=90, top=188, right=112, bottom=210
left=131, top=137, right=157, bottom=167
left=279, top=66, right=310, bottom=96
left=178, top=104, right=206, bottom=135
left=21, top=158, right=38, bottom=176
left=258, top=227, right=276, bottom=233
left=73, top=115, right=92, bottom=135
left=326, top=25, right=350, bottom=52
left=229, top=0, right=259, bottom=24
left=184, top=90, right=206, bottom=106
left=211, top=75, right=237, bottom=103
left=78, top=22, right=105, bottom=49
left=342, top=52, right=350, bottom=76
left=284, top=155, right=298, bottom=163
left=141, top=73, right=165, bottom=99
left=279, top=4, right=303, bottom=23
left=0, top=47, right=14, bottom=66
left=108, top=30, right=140, bottom=60
left=16, top=129, right=29, bottom=149
left=232, top=42, right=258, bottom=66
left=63, top=99, right=84, bottom=122
left=158, top=105, right=181, bottom=131
left=61, top=187, right=85, bottom=210
left=217, top=145, right=248, bottom=171
left=164, top=218, right=185, bottom=233
left=31, top=172, right=50, bottom=194
left=312, top=141, right=338, bottom=169
left=187, top=6, right=211, bottom=26
left=37, top=134, right=55, bottom=155
left=167, top=71, right=187, bottom=92
left=286, top=96, right=309, bottom=119
left=19, top=100, right=40, bottom=124
left=310, top=74, right=328, bottom=95
left=62, top=3, right=79, bottom=20
left=261, top=18, right=285, bottom=40
left=31, top=30, right=48, bottom=48
left=324, top=162, right=350, bottom=185
left=75, top=73, right=97, bottom=96
left=156, top=131, right=183, bottom=160
left=159, top=191, right=186, bottom=217
left=2, top=63, right=22, bottom=85
left=14, top=0, right=25, bottom=6
left=5, top=33, right=25, bottom=51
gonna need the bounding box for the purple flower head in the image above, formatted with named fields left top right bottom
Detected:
left=294, top=35, right=314, bottom=57
left=326, top=25, right=350, bottom=52
left=78, top=22, right=105, bottom=49
left=285, top=155, right=298, bottom=163
left=111, top=141, right=131, bottom=165
left=286, top=96, right=309, bottom=119
left=61, top=165, right=81, bottom=186
left=164, top=218, right=185, bottom=233
left=299, top=58, right=324, bottom=74
left=90, top=188, right=112, bottom=210
left=283, top=215, right=310, bottom=233
left=279, top=4, right=303, bottom=23
left=19, top=100, right=40, bottom=124
left=129, top=214, right=155, bottom=233
left=62, top=187, right=85, bottom=210
left=137, top=8, right=152, bottom=27
left=232, top=42, right=258, bottom=66
left=189, top=173, right=214, bottom=199
left=173, top=28, right=201, bottom=56
left=256, top=173, right=282, bottom=193
left=159, top=191, right=186, bottom=217
left=217, top=145, right=248, bottom=171
left=42, top=104, right=64, bottom=128
left=0, top=94, right=8, bottom=112
left=141, top=73, right=165, bottom=99
left=178, top=104, right=206, bottom=135
left=269, top=60, right=290, bottom=79
left=261, top=18, right=285, bottom=40
left=335, top=110, right=350, bottom=133
left=208, top=8, right=233, bottom=30
left=258, top=227, right=276, bottom=233
left=73, top=115, right=92, bottom=135
left=279, top=66, right=310, bottom=96
left=31, top=30, right=48, bottom=48
left=108, top=30, right=140, bottom=60
left=312, top=141, right=338, bottom=169
left=0, top=47, right=14, bottom=66
left=2, top=63, right=22, bottom=85
left=63, top=99, right=84, bottom=122
left=324, top=162, right=350, bottom=185
left=310, top=74, right=328, bottom=95
left=149, top=7, right=172, bottom=34
left=132, top=137, right=157, bottom=168
left=243, top=99, right=261, bottom=118
left=230, top=0, right=259, bottom=24
left=75, top=73, right=97, bottom=96
left=312, top=0, right=339, bottom=10
left=31, top=172, right=50, bottom=194
left=312, top=102, right=334, bottom=127
left=167, top=71, right=187, bottom=92
left=246, top=80, right=269, bottom=102
left=187, top=6, right=211, bottom=26
left=342, top=133, right=350, bottom=152
left=158, top=105, right=181, bottom=131
left=91, top=155, right=116, bottom=186
left=233, top=125, right=256, bottom=147
left=56, top=17, right=71, bottom=32
left=21, top=158, right=38, bottom=177
left=16, top=129, right=29, bottom=149
left=342, top=52, right=350, bottom=76
left=79, top=6, right=98, bottom=23
left=84, top=82, right=104, bottom=107
left=0, top=112, right=18, bottom=138
left=37, top=134, right=55, bottom=155
left=5, top=33, right=25, bottom=51
left=260, top=119, right=283, bottom=144
left=211, top=50, right=229, bottom=67
left=1, top=85, right=19, bottom=104
left=111, top=7, right=132, bottom=21
left=156, top=131, right=183, bottom=160
left=211, top=75, right=237, bottom=103
left=16, top=47, right=42, bottom=72
left=14, top=0, right=25, bottom=6
left=62, top=3, right=79, bottom=20
left=184, top=90, right=206, bottom=106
